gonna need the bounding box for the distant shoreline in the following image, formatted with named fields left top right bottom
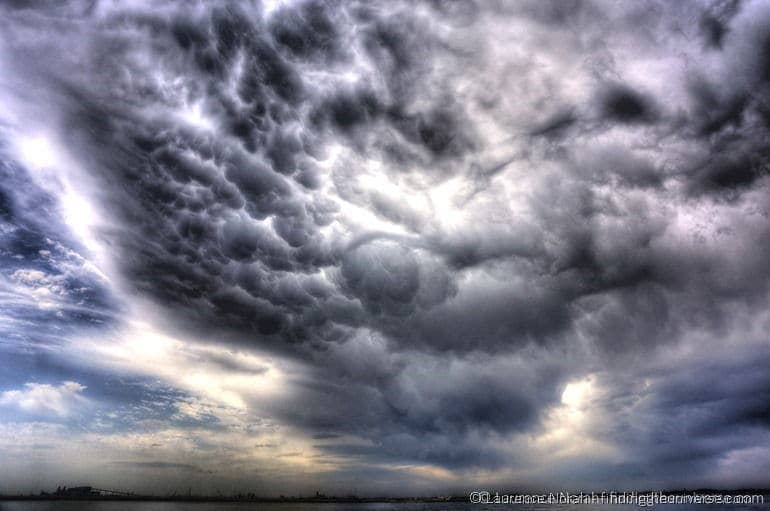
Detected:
left=1, top=489, right=768, bottom=503
left=0, top=496, right=466, bottom=503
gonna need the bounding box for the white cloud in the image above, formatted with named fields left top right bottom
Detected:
left=0, top=381, right=88, bottom=418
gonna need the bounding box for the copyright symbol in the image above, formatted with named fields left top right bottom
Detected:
left=470, top=491, right=489, bottom=504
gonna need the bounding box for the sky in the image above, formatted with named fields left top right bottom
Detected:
left=0, top=0, right=769, bottom=497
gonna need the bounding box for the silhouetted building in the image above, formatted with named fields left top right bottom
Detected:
left=54, top=486, right=100, bottom=497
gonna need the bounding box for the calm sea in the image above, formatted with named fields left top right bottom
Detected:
left=0, top=502, right=768, bottom=511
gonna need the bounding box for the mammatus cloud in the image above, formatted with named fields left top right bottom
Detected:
left=0, top=0, right=769, bottom=495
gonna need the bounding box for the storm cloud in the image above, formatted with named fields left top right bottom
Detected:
left=1, top=0, right=770, bottom=495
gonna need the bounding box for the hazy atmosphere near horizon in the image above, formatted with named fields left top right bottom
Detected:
left=1, top=0, right=770, bottom=498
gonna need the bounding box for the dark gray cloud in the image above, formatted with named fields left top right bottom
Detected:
left=1, top=0, right=770, bottom=493
left=598, top=85, right=657, bottom=124
left=109, top=461, right=207, bottom=473
left=699, top=0, right=743, bottom=49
